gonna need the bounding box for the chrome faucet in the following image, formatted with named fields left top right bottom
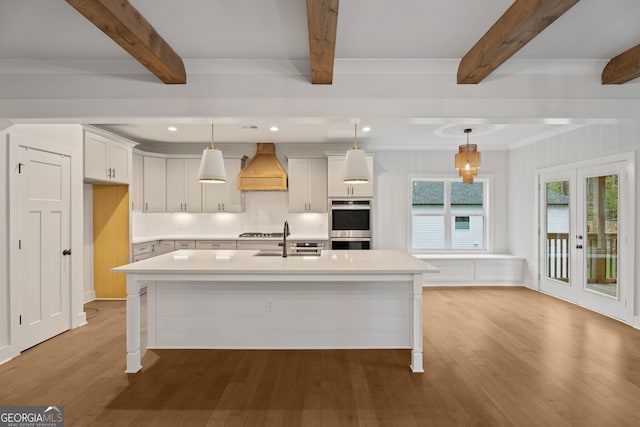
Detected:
left=282, top=220, right=290, bottom=257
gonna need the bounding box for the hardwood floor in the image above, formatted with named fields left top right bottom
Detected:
left=1, top=287, right=640, bottom=426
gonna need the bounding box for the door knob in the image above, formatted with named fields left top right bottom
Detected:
left=576, top=245, right=583, bottom=249
left=62, top=249, right=72, bottom=256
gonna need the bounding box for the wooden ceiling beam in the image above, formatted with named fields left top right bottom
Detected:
left=457, top=0, right=579, bottom=84
left=65, top=0, right=186, bottom=84
left=306, top=0, right=339, bottom=84
left=602, top=43, right=640, bottom=84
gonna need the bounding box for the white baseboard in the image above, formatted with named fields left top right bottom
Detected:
left=634, top=316, right=640, bottom=330
left=0, top=345, right=18, bottom=367
left=84, top=290, right=96, bottom=303
left=422, top=283, right=523, bottom=287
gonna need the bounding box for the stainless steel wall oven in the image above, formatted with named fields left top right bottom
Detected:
left=329, top=199, right=372, bottom=249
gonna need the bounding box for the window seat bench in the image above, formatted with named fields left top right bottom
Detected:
left=413, top=254, right=525, bottom=286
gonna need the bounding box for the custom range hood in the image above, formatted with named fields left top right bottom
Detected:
left=237, top=143, right=288, bottom=191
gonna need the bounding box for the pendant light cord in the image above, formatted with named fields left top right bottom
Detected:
left=210, top=124, right=216, bottom=149
left=353, top=123, right=359, bottom=149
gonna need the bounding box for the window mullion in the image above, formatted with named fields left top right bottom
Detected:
left=444, top=181, right=452, bottom=249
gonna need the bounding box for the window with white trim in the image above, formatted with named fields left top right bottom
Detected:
left=410, top=178, right=488, bottom=251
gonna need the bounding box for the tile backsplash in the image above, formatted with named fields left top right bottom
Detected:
left=133, top=191, right=328, bottom=239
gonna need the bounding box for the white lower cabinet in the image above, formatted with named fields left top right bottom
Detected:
left=132, top=241, right=156, bottom=262
left=174, top=240, right=196, bottom=250
left=155, top=240, right=175, bottom=255
left=195, top=240, right=237, bottom=250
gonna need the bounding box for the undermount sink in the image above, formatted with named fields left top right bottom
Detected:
left=253, top=251, right=321, bottom=257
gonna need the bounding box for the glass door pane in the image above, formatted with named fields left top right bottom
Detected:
left=584, top=174, right=618, bottom=298
left=545, top=181, right=570, bottom=283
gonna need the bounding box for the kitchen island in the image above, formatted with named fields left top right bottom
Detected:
left=112, top=250, right=437, bottom=374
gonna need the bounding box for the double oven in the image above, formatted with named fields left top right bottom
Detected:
left=329, top=199, right=372, bottom=250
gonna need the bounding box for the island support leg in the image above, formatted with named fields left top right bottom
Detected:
left=126, top=274, right=142, bottom=373
left=410, top=273, right=424, bottom=373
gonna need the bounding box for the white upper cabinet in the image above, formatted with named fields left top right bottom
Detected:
left=142, top=155, right=166, bottom=212
left=202, top=158, right=244, bottom=212
left=131, top=153, right=144, bottom=212
left=327, top=155, right=373, bottom=198
left=166, top=158, right=202, bottom=212
left=288, top=158, right=328, bottom=212
left=84, top=130, right=132, bottom=184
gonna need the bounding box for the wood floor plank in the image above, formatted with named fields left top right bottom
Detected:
left=1, top=288, right=640, bottom=426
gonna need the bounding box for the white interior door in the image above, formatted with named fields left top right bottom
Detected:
left=539, top=159, right=632, bottom=321
left=17, top=147, right=71, bottom=350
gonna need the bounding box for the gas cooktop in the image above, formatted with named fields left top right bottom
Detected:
left=238, top=232, right=284, bottom=238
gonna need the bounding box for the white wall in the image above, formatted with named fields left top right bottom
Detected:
left=83, top=184, right=95, bottom=302
left=1, top=124, right=86, bottom=363
left=372, top=150, right=509, bottom=252
left=508, top=124, right=640, bottom=320
left=0, top=130, right=9, bottom=362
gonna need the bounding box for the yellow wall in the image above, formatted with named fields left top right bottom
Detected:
left=93, top=185, right=129, bottom=298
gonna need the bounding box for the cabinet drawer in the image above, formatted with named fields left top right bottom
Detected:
left=156, top=240, right=175, bottom=255
left=195, top=241, right=237, bottom=250
left=132, top=242, right=153, bottom=256
left=133, top=252, right=152, bottom=262
left=174, top=240, right=196, bottom=249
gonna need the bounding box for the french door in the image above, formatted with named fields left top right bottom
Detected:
left=539, top=159, right=633, bottom=321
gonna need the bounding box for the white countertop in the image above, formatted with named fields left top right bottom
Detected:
left=131, top=234, right=328, bottom=244
left=113, top=249, right=437, bottom=275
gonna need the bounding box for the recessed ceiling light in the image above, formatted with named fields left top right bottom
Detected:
left=362, top=126, right=371, bottom=132
left=167, top=126, right=178, bottom=132
left=270, top=126, right=279, bottom=132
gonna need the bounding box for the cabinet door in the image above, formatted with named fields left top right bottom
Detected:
left=166, top=158, right=185, bottom=212
left=327, top=155, right=373, bottom=198
left=184, top=159, right=202, bottom=212
left=287, top=159, right=309, bottom=212
left=84, top=132, right=109, bottom=181
left=223, top=158, right=244, bottom=212
left=307, top=158, right=328, bottom=212
left=351, top=155, right=373, bottom=197
left=202, top=158, right=243, bottom=212
left=131, top=153, right=144, bottom=212
left=109, top=141, right=130, bottom=184
left=201, top=179, right=225, bottom=212
left=143, top=156, right=166, bottom=212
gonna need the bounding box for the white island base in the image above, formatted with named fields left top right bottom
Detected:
left=114, top=250, right=436, bottom=374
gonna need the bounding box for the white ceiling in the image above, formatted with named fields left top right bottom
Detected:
left=2, top=0, right=640, bottom=150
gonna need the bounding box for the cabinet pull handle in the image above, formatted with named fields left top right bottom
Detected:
left=222, top=203, right=225, bottom=210
left=112, top=168, right=116, bottom=179
left=145, top=202, right=148, bottom=211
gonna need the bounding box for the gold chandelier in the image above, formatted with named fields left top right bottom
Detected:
left=455, top=128, right=481, bottom=183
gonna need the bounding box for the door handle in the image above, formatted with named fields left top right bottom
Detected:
left=62, top=249, right=72, bottom=256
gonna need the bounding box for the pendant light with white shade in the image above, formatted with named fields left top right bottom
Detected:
left=343, top=124, right=369, bottom=184
left=198, top=123, right=227, bottom=183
